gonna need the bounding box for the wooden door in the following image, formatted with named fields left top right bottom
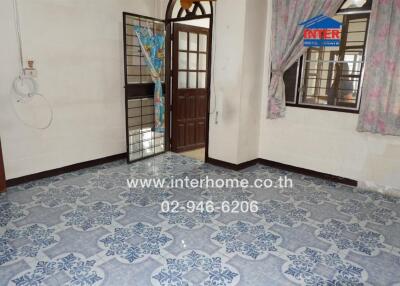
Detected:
left=172, top=24, right=209, bottom=152
left=0, top=139, right=6, bottom=193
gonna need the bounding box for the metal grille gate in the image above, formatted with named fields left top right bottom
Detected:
left=123, top=12, right=166, bottom=163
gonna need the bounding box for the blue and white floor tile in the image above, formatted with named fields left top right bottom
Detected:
left=1, top=152, right=400, bottom=285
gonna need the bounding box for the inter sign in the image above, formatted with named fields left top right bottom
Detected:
left=300, top=15, right=342, bottom=47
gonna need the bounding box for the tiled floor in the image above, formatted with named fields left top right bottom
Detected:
left=180, top=148, right=205, bottom=162
left=1, top=152, right=400, bottom=285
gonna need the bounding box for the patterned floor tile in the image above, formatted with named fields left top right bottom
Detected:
left=2, top=188, right=42, bottom=205
left=1, top=152, right=399, bottom=285
left=10, top=253, right=104, bottom=286
left=212, top=221, right=281, bottom=260
left=160, top=207, right=220, bottom=230
left=355, top=189, right=400, bottom=205
left=151, top=250, right=240, bottom=286
left=366, top=221, right=400, bottom=249
left=100, top=258, right=162, bottom=286
left=0, top=224, right=58, bottom=265
left=300, top=201, right=352, bottom=223
left=62, top=202, right=124, bottom=231
left=99, top=223, right=172, bottom=264
left=53, top=173, right=97, bottom=188
left=316, top=219, right=386, bottom=256
left=255, top=200, right=309, bottom=227
left=283, top=247, right=368, bottom=285
left=0, top=201, right=26, bottom=227
left=13, top=205, right=70, bottom=228
left=327, top=185, right=368, bottom=202
left=170, top=187, right=206, bottom=202
left=119, top=188, right=173, bottom=207
left=82, top=186, right=126, bottom=204
left=338, top=199, right=397, bottom=225
left=281, top=184, right=331, bottom=205
left=0, top=260, right=31, bottom=286
left=228, top=254, right=297, bottom=286
left=270, top=224, right=331, bottom=253
left=165, top=226, right=220, bottom=256
left=216, top=209, right=261, bottom=225
left=247, top=187, right=289, bottom=203
left=89, top=172, right=129, bottom=190
left=201, top=188, right=253, bottom=203
left=117, top=205, right=164, bottom=226
left=33, top=185, right=88, bottom=207
left=346, top=250, right=400, bottom=285
left=44, top=227, right=109, bottom=259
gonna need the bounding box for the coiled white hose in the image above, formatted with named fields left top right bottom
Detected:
left=11, top=0, right=53, bottom=130
left=10, top=90, right=54, bottom=130
left=12, top=75, right=37, bottom=99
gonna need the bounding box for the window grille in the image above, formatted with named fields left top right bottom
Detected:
left=125, top=14, right=165, bottom=84
left=284, top=1, right=371, bottom=112
left=123, top=13, right=165, bottom=163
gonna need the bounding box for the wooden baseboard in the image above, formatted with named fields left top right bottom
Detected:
left=6, top=153, right=127, bottom=188
left=206, top=157, right=258, bottom=171
left=5, top=152, right=358, bottom=188
left=258, top=159, right=358, bottom=186
left=207, top=157, right=358, bottom=187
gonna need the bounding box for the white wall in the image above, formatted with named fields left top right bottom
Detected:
left=208, top=0, right=267, bottom=164
left=258, top=0, right=400, bottom=189
left=237, top=0, right=267, bottom=163
left=180, top=18, right=210, bottom=28
left=2, top=0, right=399, bottom=190
left=208, top=0, right=246, bottom=164
left=0, top=0, right=156, bottom=179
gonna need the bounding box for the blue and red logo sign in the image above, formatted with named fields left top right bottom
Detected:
left=300, top=15, right=342, bottom=47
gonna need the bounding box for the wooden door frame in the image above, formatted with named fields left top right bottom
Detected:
left=164, top=0, right=213, bottom=162
left=171, top=23, right=209, bottom=153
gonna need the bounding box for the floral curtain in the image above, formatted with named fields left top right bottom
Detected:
left=134, top=26, right=165, bottom=132
left=267, top=0, right=343, bottom=119
left=357, top=0, right=400, bottom=136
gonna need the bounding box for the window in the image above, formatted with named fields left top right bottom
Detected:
left=284, top=0, right=371, bottom=112
left=177, top=29, right=208, bottom=89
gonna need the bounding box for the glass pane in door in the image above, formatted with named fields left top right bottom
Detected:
left=189, top=33, right=198, bottom=51
left=189, top=72, right=197, bottom=88
left=179, top=32, right=188, bottom=50
left=198, top=54, right=207, bottom=70
left=198, top=72, right=207, bottom=88
left=199, top=34, right=207, bottom=52
left=189, top=53, right=197, bottom=70
left=178, top=72, right=187, bottom=88
left=179, top=52, right=187, bottom=69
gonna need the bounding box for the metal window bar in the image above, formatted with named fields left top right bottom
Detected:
left=127, top=97, right=165, bottom=162
left=125, top=15, right=165, bottom=84
left=123, top=12, right=166, bottom=163
left=301, top=57, right=364, bottom=105
left=299, top=13, right=369, bottom=110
